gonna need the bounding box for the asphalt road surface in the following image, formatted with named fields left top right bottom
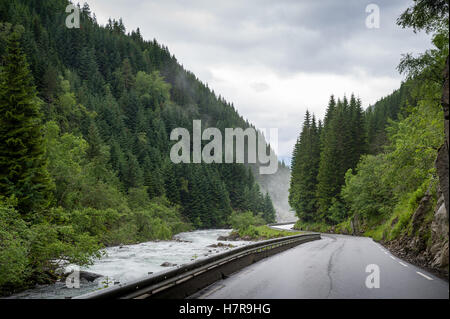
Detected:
left=192, top=233, right=449, bottom=299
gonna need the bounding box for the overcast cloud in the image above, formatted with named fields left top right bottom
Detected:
left=84, top=0, right=432, bottom=165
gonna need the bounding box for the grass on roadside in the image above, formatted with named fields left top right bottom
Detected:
left=234, top=225, right=301, bottom=240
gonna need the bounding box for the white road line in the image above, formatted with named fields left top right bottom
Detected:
left=384, top=251, right=388, bottom=254
left=416, top=271, right=433, bottom=280
left=390, top=256, right=396, bottom=260
left=398, top=262, right=408, bottom=267
left=373, top=242, right=385, bottom=251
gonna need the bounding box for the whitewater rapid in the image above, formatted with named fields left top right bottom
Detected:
left=8, top=229, right=252, bottom=299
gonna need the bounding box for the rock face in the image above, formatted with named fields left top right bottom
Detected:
left=442, top=56, right=449, bottom=151
left=350, top=214, right=364, bottom=235
left=385, top=185, right=448, bottom=278
left=427, top=54, right=449, bottom=275
left=439, top=56, right=449, bottom=215
left=385, top=189, right=432, bottom=264
left=436, top=144, right=449, bottom=215
left=435, top=142, right=449, bottom=271
left=429, top=194, right=449, bottom=270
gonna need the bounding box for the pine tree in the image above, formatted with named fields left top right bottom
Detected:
left=288, top=136, right=301, bottom=208
left=322, top=95, right=336, bottom=133
left=263, top=192, right=276, bottom=223
left=121, top=58, right=134, bottom=90
left=349, top=94, right=367, bottom=167
left=289, top=110, right=320, bottom=221
left=0, top=28, right=53, bottom=216
left=122, top=152, right=143, bottom=189
left=315, top=95, right=368, bottom=223
left=85, top=122, right=102, bottom=160
left=316, top=99, right=345, bottom=219
left=78, top=47, right=97, bottom=82
left=163, top=161, right=180, bottom=205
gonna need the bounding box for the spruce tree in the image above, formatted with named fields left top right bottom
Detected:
left=316, top=98, right=347, bottom=220
left=85, top=122, right=102, bottom=160
left=263, top=192, right=276, bottom=223
left=322, top=95, right=336, bottom=135
left=0, top=28, right=53, bottom=216
left=289, top=111, right=320, bottom=221
left=315, top=95, right=367, bottom=223
left=349, top=94, right=367, bottom=167
left=288, top=136, right=301, bottom=209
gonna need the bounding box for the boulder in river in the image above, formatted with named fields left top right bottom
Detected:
left=217, top=232, right=240, bottom=241
left=79, top=271, right=103, bottom=282
left=173, top=238, right=192, bottom=243
left=160, top=262, right=177, bottom=267
left=62, top=270, right=103, bottom=283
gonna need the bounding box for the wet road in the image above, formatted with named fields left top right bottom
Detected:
left=193, top=234, right=449, bottom=299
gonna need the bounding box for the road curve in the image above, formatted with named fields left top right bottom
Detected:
left=191, top=234, right=449, bottom=299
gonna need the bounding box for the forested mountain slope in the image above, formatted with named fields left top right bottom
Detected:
left=0, top=0, right=281, bottom=294
left=365, top=81, right=414, bottom=154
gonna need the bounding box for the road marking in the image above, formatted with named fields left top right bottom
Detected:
left=398, top=262, right=408, bottom=267
left=416, top=271, right=433, bottom=280
left=390, top=256, right=396, bottom=260
left=373, top=242, right=385, bottom=252
left=384, top=251, right=388, bottom=254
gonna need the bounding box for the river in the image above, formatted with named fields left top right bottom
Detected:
left=7, top=229, right=252, bottom=299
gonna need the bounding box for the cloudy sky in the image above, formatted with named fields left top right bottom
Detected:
left=84, top=0, right=432, bottom=165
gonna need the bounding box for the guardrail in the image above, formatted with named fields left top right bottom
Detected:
left=73, top=232, right=320, bottom=299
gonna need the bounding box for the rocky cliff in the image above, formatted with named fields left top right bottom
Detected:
left=385, top=183, right=448, bottom=278
left=384, top=56, right=449, bottom=278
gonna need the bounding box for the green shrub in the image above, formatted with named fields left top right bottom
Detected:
left=65, top=197, right=191, bottom=245
left=0, top=199, right=30, bottom=291
left=328, top=198, right=347, bottom=224
left=229, top=211, right=265, bottom=230
left=335, top=219, right=352, bottom=234
left=0, top=199, right=102, bottom=295
left=237, top=225, right=300, bottom=240
left=294, top=220, right=330, bottom=233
